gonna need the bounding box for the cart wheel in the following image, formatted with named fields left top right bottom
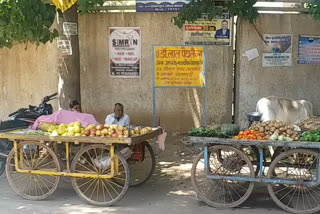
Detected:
left=267, top=149, right=320, bottom=214
left=128, top=142, right=155, bottom=187
left=71, top=145, right=130, bottom=206
left=191, top=145, right=254, bottom=208
left=6, top=141, right=61, bottom=200
left=0, top=157, right=5, bottom=176
left=218, top=145, right=260, bottom=176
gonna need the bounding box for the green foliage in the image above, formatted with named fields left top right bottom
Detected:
left=173, top=0, right=258, bottom=28
left=172, top=0, right=223, bottom=28
left=77, top=0, right=104, bottom=13
left=308, top=0, right=320, bottom=21
left=0, top=0, right=58, bottom=48
left=227, top=0, right=257, bottom=23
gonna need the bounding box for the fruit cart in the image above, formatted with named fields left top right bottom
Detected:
left=189, top=136, right=320, bottom=214
left=0, top=128, right=161, bottom=206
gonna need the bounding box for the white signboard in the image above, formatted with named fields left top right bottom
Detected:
left=63, top=22, right=78, bottom=36
left=109, top=27, right=141, bottom=78
left=262, top=34, right=292, bottom=67
left=57, top=39, right=72, bottom=55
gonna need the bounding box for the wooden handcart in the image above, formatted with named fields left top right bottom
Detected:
left=189, top=137, right=320, bottom=214
left=0, top=128, right=162, bottom=206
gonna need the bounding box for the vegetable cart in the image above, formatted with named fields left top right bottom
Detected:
left=0, top=128, right=161, bottom=206
left=189, top=136, right=320, bottom=214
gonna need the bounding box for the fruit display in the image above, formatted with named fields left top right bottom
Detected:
left=37, top=122, right=153, bottom=138
left=233, top=130, right=267, bottom=140
left=249, top=120, right=300, bottom=141
left=38, top=122, right=59, bottom=132
left=300, top=129, right=320, bottom=142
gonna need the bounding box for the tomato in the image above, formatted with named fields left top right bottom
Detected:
left=239, top=131, right=244, bottom=135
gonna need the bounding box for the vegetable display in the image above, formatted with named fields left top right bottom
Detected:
left=233, top=130, right=267, bottom=140
left=188, top=128, right=228, bottom=138
left=250, top=120, right=300, bottom=141
left=300, top=129, right=320, bottom=142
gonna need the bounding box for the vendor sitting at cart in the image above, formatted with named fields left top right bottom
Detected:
left=105, top=103, right=130, bottom=126
left=69, top=100, right=81, bottom=113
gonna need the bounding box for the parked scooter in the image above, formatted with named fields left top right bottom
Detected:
left=0, top=92, right=58, bottom=176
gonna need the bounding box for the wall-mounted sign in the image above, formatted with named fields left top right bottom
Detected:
left=57, top=39, right=72, bottom=56
left=153, top=46, right=205, bottom=87
left=109, top=27, right=141, bottom=78
left=183, top=14, right=231, bottom=46
left=136, top=0, right=191, bottom=12
left=298, top=35, right=320, bottom=64
left=262, top=34, right=292, bottom=67
left=63, top=22, right=78, bottom=36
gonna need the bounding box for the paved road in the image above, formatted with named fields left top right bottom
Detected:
left=0, top=139, right=288, bottom=214
left=0, top=173, right=286, bottom=214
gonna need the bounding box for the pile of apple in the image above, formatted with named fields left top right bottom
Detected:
left=83, top=124, right=153, bottom=138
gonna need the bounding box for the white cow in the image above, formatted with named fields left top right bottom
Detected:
left=256, top=96, right=313, bottom=125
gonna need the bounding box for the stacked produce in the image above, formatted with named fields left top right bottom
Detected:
left=36, top=122, right=153, bottom=138
left=250, top=120, right=300, bottom=141
left=233, top=130, right=267, bottom=140
left=188, top=128, right=229, bottom=138
left=299, top=116, right=320, bottom=131
left=300, top=129, right=320, bottom=142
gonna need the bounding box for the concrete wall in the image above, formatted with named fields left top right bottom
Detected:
left=235, top=15, right=320, bottom=128
left=0, top=44, right=59, bottom=121
left=0, top=6, right=80, bottom=122
left=78, top=13, right=233, bottom=132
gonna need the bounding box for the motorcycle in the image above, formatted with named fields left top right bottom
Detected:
left=0, top=92, right=58, bottom=176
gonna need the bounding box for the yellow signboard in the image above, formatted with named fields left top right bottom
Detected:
left=52, top=0, right=77, bottom=13
left=154, top=46, right=205, bottom=87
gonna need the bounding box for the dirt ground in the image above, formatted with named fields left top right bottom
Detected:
left=0, top=136, right=288, bottom=214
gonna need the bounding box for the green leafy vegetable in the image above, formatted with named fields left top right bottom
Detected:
left=188, top=128, right=229, bottom=138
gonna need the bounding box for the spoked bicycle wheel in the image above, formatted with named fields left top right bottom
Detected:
left=0, top=157, right=5, bottom=176
left=267, top=149, right=320, bottom=214
left=191, top=145, right=255, bottom=208
left=218, top=145, right=260, bottom=176
left=71, top=145, right=130, bottom=206
left=6, top=141, right=61, bottom=200
left=128, top=142, right=155, bottom=186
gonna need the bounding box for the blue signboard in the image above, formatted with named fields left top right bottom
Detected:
left=136, top=0, right=191, bottom=12
left=298, top=35, right=320, bottom=64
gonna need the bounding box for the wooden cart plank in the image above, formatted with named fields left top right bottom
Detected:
left=188, top=136, right=320, bottom=149
left=0, top=128, right=162, bottom=145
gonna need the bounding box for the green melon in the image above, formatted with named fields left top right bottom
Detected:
left=221, top=123, right=240, bottom=136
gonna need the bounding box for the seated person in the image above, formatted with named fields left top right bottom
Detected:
left=105, top=103, right=130, bottom=126
left=69, top=100, right=81, bottom=113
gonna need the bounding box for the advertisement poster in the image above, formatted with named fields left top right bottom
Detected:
left=109, top=27, right=141, bottom=78
left=183, top=14, right=231, bottom=46
left=154, top=46, right=205, bottom=87
left=57, top=39, right=72, bottom=56
left=136, top=0, right=190, bottom=12
left=63, top=22, right=78, bottom=36
left=262, top=34, right=292, bottom=67
left=298, top=35, right=320, bottom=64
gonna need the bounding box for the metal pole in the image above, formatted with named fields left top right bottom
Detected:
left=152, top=46, right=158, bottom=154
